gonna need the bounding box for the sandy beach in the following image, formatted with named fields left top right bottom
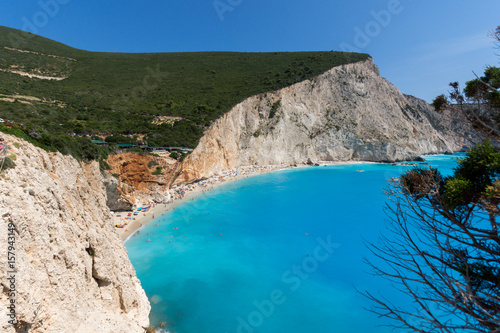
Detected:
left=114, top=161, right=373, bottom=242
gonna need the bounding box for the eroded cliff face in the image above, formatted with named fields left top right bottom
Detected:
left=0, top=134, right=150, bottom=332
left=181, top=58, right=473, bottom=181
left=106, top=152, right=178, bottom=205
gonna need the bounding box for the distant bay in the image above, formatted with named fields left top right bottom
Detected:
left=126, top=154, right=462, bottom=333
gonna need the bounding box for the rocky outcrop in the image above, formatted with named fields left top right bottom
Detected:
left=0, top=134, right=150, bottom=333
left=102, top=173, right=135, bottom=211
left=106, top=153, right=176, bottom=205
left=181, top=58, right=473, bottom=181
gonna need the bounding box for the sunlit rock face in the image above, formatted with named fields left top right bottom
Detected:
left=0, top=134, right=150, bottom=333
left=181, top=58, right=472, bottom=181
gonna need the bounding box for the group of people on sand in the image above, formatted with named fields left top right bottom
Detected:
left=171, top=188, right=187, bottom=201
left=168, top=164, right=290, bottom=199
left=115, top=201, right=157, bottom=229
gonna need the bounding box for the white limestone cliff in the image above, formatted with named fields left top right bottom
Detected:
left=0, top=134, right=150, bottom=333
left=181, top=58, right=473, bottom=181
left=0, top=57, right=478, bottom=332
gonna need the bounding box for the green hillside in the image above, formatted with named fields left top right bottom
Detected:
left=0, top=26, right=369, bottom=150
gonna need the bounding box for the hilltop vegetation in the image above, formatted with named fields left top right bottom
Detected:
left=0, top=26, right=369, bottom=151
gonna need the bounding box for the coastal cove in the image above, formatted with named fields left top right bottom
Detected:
left=116, top=162, right=373, bottom=242
left=126, top=154, right=462, bottom=333
left=0, top=7, right=498, bottom=331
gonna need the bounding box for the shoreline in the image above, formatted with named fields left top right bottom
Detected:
left=115, top=160, right=374, bottom=242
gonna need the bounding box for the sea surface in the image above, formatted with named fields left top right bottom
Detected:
left=126, top=154, right=463, bottom=333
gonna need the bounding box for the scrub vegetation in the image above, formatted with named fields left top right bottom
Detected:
left=0, top=26, right=369, bottom=156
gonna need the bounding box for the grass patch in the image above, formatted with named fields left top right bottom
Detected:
left=0, top=156, right=16, bottom=171
left=152, top=166, right=163, bottom=175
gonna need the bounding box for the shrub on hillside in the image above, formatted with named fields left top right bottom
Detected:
left=0, top=156, right=16, bottom=171
left=269, top=100, right=281, bottom=118
left=152, top=166, right=163, bottom=175
left=148, top=160, right=159, bottom=167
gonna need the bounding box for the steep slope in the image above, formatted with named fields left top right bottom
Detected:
left=0, top=26, right=369, bottom=149
left=181, top=58, right=473, bottom=181
left=106, top=152, right=179, bottom=205
left=0, top=134, right=150, bottom=332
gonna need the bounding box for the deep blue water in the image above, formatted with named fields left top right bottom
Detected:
left=126, top=154, right=463, bottom=333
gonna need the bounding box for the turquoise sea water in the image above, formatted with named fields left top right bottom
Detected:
left=126, top=154, right=463, bottom=333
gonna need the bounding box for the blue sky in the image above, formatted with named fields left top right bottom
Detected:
left=1, top=0, right=499, bottom=102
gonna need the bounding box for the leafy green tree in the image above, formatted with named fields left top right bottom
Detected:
left=365, top=141, right=500, bottom=332
left=463, top=67, right=500, bottom=107
left=432, top=94, right=448, bottom=112
left=432, top=26, right=500, bottom=138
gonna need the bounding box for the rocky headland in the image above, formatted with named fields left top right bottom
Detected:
left=181, top=58, right=474, bottom=181
left=0, top=57, right=480, bottom=332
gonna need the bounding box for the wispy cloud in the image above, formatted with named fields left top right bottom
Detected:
left=414, top=32, right=493, bottom=62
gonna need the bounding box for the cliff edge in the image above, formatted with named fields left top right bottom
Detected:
left=0, top=134, right=150, bottom=332
left=181, top=58, right=473, bottom=181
